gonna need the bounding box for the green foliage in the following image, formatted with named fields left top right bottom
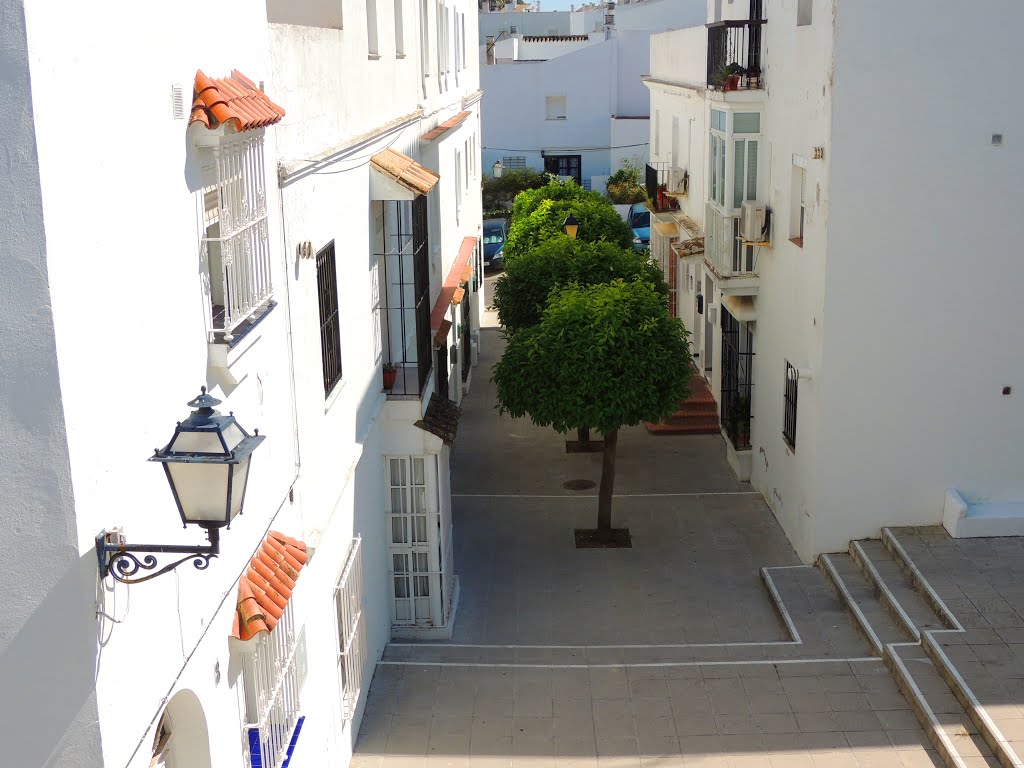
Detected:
left=605, top=159, right=648, bottom=204
left=493, top=236, right=667, bottom=334
left=494, top=279, right=693, bottom=436
left=510, top=178, right=604, bottom=222
left=482, top=168, right=549, bottom=212
left=504, top=197, right=633, bottom=262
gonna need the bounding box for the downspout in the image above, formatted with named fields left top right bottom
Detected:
left=276, top=170, right=303, bottom=477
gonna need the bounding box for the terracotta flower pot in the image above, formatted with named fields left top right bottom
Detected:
left=383, top=368, right=398, bottom=389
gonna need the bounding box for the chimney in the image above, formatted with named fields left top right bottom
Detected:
left=486, top=35, right=496, bottom=65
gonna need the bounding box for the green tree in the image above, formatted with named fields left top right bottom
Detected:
left=511, top=178, right=604, bottom=221
left=504, top=197, right=633, bottom=263
left=492, top=236, right=667, bottom=335
left=482, top=167, right=550, bottom=213
left=604, top=158, right=647, bottom=205
left=494, top=279, right=693, bottom=540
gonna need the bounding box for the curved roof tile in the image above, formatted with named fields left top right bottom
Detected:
left=190, top=69, right=285, bottom=133
left=230, top=531, right=309, bottom=641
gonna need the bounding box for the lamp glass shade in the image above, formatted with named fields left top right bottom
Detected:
left=492, top=160, right=503, bottom=178
left=166, top=462, right=232, bottom=524
left=220, top=422, right=246, bottom=452
left=168, top=429, right=225, bottom=454
left=562, top=214, right=580, bottom=240
left=229, top=459, right=252, bottom=518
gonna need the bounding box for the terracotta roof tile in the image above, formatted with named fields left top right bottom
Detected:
left=430, top=237, right=478, bottom=331
left=371, top=148, right=440, bottom=196
left=434, top=319, right=453, bottom=347
left=230, top=531, right=309, bottom=641
left=451, top=287, right=467, bottom=306
left=420, top=111, right=472, bottom=142
left=415, top=394, right=464, bottom=446
left=190, top=69, right=285, bottom=133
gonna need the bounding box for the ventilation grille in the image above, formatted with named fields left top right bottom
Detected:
left=170, top=84, right=186, bottom=120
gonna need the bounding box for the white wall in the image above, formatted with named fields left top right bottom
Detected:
left=0, top=2, right=103, bottom=766
left=614, top=0, right=706, bottom=32
left=649, top=25, right=706, bottom=88
left=614, top=30, right=652, bottom=116
left=480, top=9, right=571, bottom=38
left=518, top=37, right=594, bottom=60
left=813, top=0, right=1024, bottom=554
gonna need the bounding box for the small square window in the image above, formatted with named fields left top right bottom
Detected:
left=545, top=95, right=567, bottom=120
left=797, top=0, right=812, bottom=26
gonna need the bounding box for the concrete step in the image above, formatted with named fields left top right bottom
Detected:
left=671, top=401, right=718, bottom=416
left=818, top=552, right=915, bottom=656
left=850, top=538, right=949, bottom=638
left=889, top=644, right=1000, bottom=768
left=645, top=418, right=720, bottom=435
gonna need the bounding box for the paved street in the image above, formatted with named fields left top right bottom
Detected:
left=353, top=286, right=946, bottom=767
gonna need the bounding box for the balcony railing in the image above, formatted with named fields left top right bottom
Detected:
left=646, top=162, right=680, bottom=213
left=706, top=19, right=766, bottom=91
left=705, top=205, right=756, bottom=278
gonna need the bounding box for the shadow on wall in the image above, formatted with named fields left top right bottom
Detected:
left=0, top=552, right=101, bottom=767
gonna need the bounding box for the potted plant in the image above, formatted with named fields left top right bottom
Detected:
left=382, top=362, right=398, bottom=390
left=724, top=62, right=745, bottom=91
left=734, top=396, right=752, bottom=449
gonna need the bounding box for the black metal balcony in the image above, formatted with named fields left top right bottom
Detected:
left=706, top=19, right=766, bottom=92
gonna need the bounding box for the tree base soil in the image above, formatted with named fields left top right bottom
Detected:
left=565, top=440, right=605, bottom=453
left=574, top=528, right=632, bottom=548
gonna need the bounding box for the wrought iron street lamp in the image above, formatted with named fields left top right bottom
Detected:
left=562, top=213, right=580, bottom=240
left=491, top=159, right=503, bottom=178
left=96, top=387, right=266, bottom=584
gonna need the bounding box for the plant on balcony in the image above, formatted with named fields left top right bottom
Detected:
left=494, top=278, right=693, bottom=547
left=712, top=62, right=746, bottom=91
left=382, top=362, right=398, bottom=390
left=727, top=395, right=752, bottom=450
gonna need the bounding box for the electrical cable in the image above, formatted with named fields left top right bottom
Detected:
left=483, top=141, right=650, bottom=153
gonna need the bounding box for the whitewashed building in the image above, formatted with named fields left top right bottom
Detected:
left=480, top=0, right=705, bottom=191
left=644, top=0, right=1024, bottom=561
left=0, top=0, right=482, bottom=767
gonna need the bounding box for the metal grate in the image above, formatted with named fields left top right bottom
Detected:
left=316, top=241, right=343, bottom=394
left=721, top=308, right=754, bottom=450
left=501, top=156, right=527, bottom=169
left=335, top=538, right=365, bottom=722
left=783, top=361, right=798, bottom=449
left=460, top=286, right=471, bottom=383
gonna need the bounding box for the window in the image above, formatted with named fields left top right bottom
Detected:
left=502, top=155, right=527, bottom=169
left=790, top=164, right=805, bottom=246
left=316, top=241, right=343, bottom=394
left=453, top=11, right=460, bottom=75
left=797, top=0, right=812, bottom=26
left=455, top=149, right=463, bottom=220
left=241, top=601, right=302, bottom=768
left=460, top=13, right=466, bottom=68
left=200, top=131, right=273, bottom=341
left=420, top=0, right=429, bottom=76
left=709, top=109, right=760, bottom=210
left=545, top=94, right=567, bottom=120
left=374, top=197, right=432, bottom=395
left=394, top=0, right=404, bottom=55
left=335, top=538, right=366, bottom=722
left=366, top=0, right=379, bottom=55
left=543, top=154, right=582, bottom=185
left=463, top=139, right=470, bottom=189
left=671, top=115, right=680, bottom=167
left=783, top=361, right=798, bottom=449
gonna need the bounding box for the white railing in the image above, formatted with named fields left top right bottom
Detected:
left=335, top=537, right=365, bottom=722
left=242, top=601, right=301, bottom=768
left=704, top=204, right=756, bottom=278
left=203, top=132, right=274, bottom=340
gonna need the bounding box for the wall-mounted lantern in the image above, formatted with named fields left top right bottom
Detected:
left=491, top=159, right=504, bottom=178
left=562, top=213, right=580, bottom=240
left=96, top=387, right=265, bottom=584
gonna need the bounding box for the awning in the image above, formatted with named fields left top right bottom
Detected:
left=721, top=294, right=758, bottom=323
left=420, top=111, right=471, bottom=142
left=370, top=148, right=439, bottom=200
left=430, top=237, right=478, bottom=332
left=653, top=219, right=679, bottom=238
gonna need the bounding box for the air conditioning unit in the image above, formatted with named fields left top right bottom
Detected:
left=741, top=200, right=769, bottom=242
left=668, top=168, right=689, bottom=194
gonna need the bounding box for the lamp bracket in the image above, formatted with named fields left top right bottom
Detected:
left=96, top=527, right=221, bottom=584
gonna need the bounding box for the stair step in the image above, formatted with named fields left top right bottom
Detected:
left=673, top=403, right=718, bottom=417
left=851, top=539, right=948, bottom=636
left=819, top=553, right=914, bottom=655
left=889, top=644, right=1000, bottom=768
left=645, top=420, right=720, bottom=435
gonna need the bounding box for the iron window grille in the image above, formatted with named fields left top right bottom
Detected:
left=316, top=241, right=343, bottom=395
left=335, top=537, right=366, bottom=723
left=783, top=360, right=798, bottom=449
left=721, top=308, right=754, bottom=450
left=241, top=601, right=303, bottom=768
left=460, top=289, right=471, bottom=383
left=501, top=156, right=527, bottom=170
left=200, top=131, right=274, bottom=342
left=436, top=343, right=449, bottom=401
left=374, top=196, right=433, bottom=396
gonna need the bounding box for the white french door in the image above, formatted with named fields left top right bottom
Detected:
left=386, top=456, right=443, bottom=626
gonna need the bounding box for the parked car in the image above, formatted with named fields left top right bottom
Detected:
left=628, top=202, right=651, bottom=252
left=482, top=218, right=508, bottom=269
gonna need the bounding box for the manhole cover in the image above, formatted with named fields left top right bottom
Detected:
left=563, top=479, right=596, bottom=491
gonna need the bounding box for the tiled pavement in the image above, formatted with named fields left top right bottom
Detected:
left=354, top=326, right=949, bottom=767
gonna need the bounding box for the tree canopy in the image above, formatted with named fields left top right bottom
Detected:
left=503, top=197, right=633, bottom=263
left=494, top=278, right=693, bottom=436
left=510, top=178, right=605, bottom=221
left=493, top=236, right=668, bottom=334
left=482, top=167, right=550, bottom=212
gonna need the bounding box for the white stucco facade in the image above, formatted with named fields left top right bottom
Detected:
left=0, top=0, right=482, bottom=766
left=480, top=2, right=703, bottom=190
left=646, top=0, right=1024, bottom=561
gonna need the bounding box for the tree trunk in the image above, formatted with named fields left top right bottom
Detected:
left=597, top=429, right=618, bottom=532
left=577, top=426, right=590, bottom=445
